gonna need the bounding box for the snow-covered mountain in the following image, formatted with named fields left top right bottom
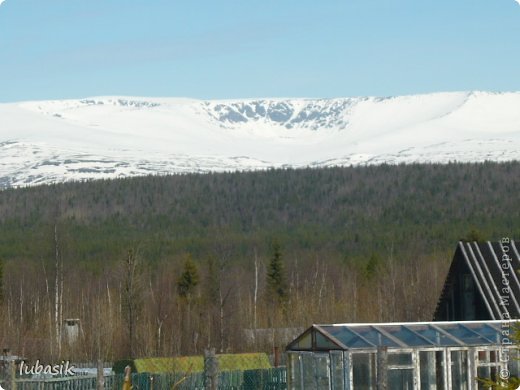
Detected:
left=1, top=91, right=520, bottom=188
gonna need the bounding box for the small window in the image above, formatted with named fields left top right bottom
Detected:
left=478, top=350, right=499, bottom=363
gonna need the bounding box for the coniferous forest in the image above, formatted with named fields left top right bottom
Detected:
left=0, top=161, right=518, bottom=362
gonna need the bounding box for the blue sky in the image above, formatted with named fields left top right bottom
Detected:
left=0, top=0, right=519, bottom=102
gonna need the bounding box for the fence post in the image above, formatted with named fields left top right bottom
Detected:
left=204, top=348, right=218, bottom=390
left=96, top=359, right=105, bottom=390
left=7, top=359, right=16, bottom=390
left=377, top=346, right=388, bottom=390
left=122, top=365, right=132, bottom=390
left=274, top=346, right=280, bottom=367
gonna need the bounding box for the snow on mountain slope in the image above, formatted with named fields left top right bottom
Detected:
left=1, top=91, right=520, bottom=188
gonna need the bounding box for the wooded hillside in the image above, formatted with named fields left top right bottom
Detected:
left=0, top=162, right=517, bottom=362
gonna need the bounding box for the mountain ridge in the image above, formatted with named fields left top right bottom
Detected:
left=1, top=91, right=520, bottom=188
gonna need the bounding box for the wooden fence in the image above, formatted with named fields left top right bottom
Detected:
left=6, top=368, right=287, bottom=390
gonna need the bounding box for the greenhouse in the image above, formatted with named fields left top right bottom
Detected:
left=286, top=320, right=519, bottom=389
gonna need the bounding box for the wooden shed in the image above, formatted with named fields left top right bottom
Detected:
left=434, top=240, right=520, bottom=321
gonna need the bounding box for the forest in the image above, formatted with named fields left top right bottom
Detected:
left=0, top=161, right=518, bottom=362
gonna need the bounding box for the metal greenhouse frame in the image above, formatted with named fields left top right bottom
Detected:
left=286, top=320, right=519, bottom=389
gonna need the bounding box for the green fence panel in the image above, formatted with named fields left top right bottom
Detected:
left=220, top=367, right=287, bottom=390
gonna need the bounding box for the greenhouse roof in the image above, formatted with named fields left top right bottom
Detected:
left=286, top=320, right=517, bottom=351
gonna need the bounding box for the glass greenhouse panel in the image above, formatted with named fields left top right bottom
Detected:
left=330, top=351, right=345, bottom=389
left=450, top=350, right=468, bottom=390
left=413, top=326, right=458, bottom=346
left=301, top=353, right=315, bottom=389
left=420, top=351, right=445, bottom=390
left=295, top=332, right=312, bottom=349
left=507, top=348, right=520, bottom=378
left=288, top=353, right=301, bottom=390
left=477, top=366, right=500, bottom=390
left=354, top=327, right=400, bottom=347
left=468, top=323, right=502, bottom=343
left=352, top=353, right=376, bottom=390
left=387, top=353, right=412, bottom=366
left=316, top=331, right=340, bottom=349
left=435, top=351, right=446, bottom=389
left=315, top=354, right=331, bottom=389
left=444, top=324, right=492, bottom=345
left=385, top=325, right=433, bottom=347
left=388, top=368, right=413, bottom=390
left=325, top=326, right=374, bottom=349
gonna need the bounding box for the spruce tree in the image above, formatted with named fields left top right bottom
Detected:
left=178, top=255, right=199, bottom=300
left=177, top=255, right=200, bottom=352
left=266, top=241, right=288, bottom=305
left=364, top=253, right=381, bottom=280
